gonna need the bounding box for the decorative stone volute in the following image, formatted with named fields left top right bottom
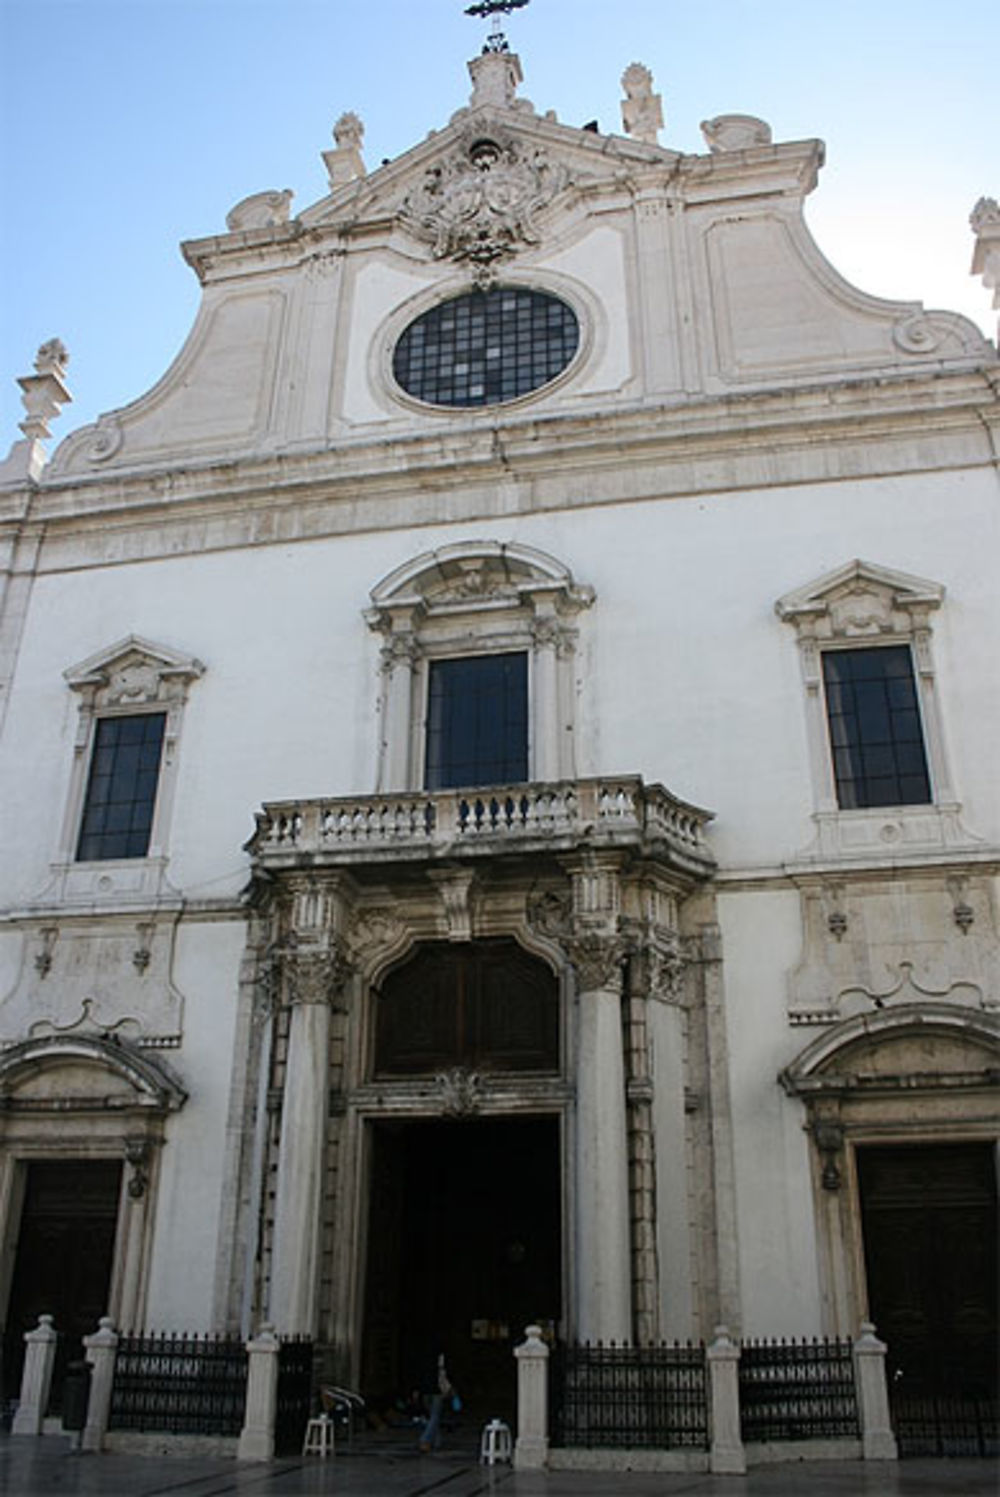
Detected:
left=225, top=189, right=294, bottom=232
left=700, top=114, right=772, bottom=153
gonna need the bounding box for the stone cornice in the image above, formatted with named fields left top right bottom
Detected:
left=2, top=369, right=997, bottom=573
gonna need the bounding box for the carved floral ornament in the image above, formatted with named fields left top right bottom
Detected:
left=398, top=129, right=569, bottom=286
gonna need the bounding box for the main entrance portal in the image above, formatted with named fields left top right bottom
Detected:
left=361, top=1115, right=561, bottom=1422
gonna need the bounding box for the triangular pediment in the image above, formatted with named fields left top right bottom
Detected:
left=776, top=559, right=944, bottom=630
left=302, top=105, right=677, bottom=231
left=64, top=634, right=205, bottom=703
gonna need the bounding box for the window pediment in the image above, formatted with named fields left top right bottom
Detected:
left=775, top=559, right=943, bottom=643
left=64, top=635, right=205, bottom=710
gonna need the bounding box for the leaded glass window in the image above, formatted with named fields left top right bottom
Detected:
left=393, top=287, right=579, bottom=407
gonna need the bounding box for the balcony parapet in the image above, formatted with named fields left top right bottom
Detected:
left=247, top=776, right=716, bottom=882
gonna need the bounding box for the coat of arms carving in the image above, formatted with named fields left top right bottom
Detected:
left=399, top=134, right=568, bottom=285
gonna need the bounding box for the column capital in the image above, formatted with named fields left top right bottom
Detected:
left=565, top=930, right=628, bottom=992
left=282, top=943, right=353, bottom=1007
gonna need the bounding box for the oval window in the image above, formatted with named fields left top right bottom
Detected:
left=393, top=286, right=579, bottom=408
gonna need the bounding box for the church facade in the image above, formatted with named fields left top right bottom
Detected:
left=0, top=39, right=997, bottom=1429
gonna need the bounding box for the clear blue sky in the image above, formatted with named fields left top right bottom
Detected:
left=1, top=0, right=997, bottom=448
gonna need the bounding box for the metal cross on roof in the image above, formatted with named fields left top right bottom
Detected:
left=465, top=0, right=531, bottom=55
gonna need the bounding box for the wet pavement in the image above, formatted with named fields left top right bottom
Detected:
left=0, top=1436, right=997, bottom=1497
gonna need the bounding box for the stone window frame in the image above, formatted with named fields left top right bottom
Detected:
left=55, top=636, right=204, bottom=903
left=776, top=559, right=970, bottom=862
left=366, top=541, right=594, bottom=793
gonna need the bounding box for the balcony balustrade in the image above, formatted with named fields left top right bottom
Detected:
left=248, top=776, right=715, bottom=880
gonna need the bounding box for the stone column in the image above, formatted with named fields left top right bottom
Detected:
left=513, top=1324, right=549, bottom=1470
left=12, top=1315, right=57, bottom=1435
left=530, top=613, right=563, bottom=782
left=854, top=1322, right=898, bottom=1461
left=376, top=626, right=418, bottom=792
left=565, top=856, right=631, bottom=1343
left=707, top=1325, right=746, bottom=1474
left=269, top=909, right=352, bottom=1335
left=81, top=1316, right=118, bottom=1453
left=238, top=1323, right=281, bottom=1462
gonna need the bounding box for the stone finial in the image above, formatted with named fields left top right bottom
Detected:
left=620, top=62, right=663, bottom=146
left=17, top=340, right=72, bottom=441
left=970, top=196, right=1000, bottom=339
left=323, top=111, right=367, bottom=190
left=226, top=189, right=293, bottom=232
left=334, top=111, right=364, bottom=150
left=700, top=114, right=773, bottom=153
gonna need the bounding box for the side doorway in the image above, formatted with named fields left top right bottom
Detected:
left=2, top=1159, right=123, bottom=1413
left=857, top=1142, right=998, bottom=1456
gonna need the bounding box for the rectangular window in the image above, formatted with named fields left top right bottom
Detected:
left=822, top=647, right=931, bottom=809
left=76, top=713, right=166, bottom=861
left=425, top=652, right=528, bottom=790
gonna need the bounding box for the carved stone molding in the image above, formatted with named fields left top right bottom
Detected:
left=282, top=945, right=353, bottom=1008
left=398, top=128, right=569, bottom=285
left=566, top=931, right=628, bottom=992
left=435, top=1066, right=484, bottom=1117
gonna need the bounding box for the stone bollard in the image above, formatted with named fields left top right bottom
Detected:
left=237, top=1323, right=281, bottom=1462
left=81, top=1316, right=118, bottom=1452
left=513, top=1324, right=549, bottom=1470
left=853, top=1322, right=898, bottom=1460
left=12, top=1315, right=58, bottom=1435
left=707, top=1324, right=746, bottom=1474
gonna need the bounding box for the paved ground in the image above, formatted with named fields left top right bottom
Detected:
left=1, top=1436, right=997, bottom=1497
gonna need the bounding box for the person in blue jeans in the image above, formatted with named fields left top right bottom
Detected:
left=418, top=1352, right=459, bottom=1452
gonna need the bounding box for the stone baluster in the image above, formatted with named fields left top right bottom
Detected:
left=854, top=1322, right=898, bottom=1460
left=513, top=1324, right=549, bottom=1470
left=707, top=1325, right=746, bottom=1474
left=237, top=1323, right=281, bottom=1462
left=12, top=1314, right=58, bottom=1434
left=81, top=1316, right=118, bottom=1452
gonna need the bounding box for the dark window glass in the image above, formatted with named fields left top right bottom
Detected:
left=375, top=939, right=559, bottom=1076
left=822, top=647, right=931, bottom=809
left=425, top=653, right=528, bottom=791
left=393, top=287, right=579, bottom=407
left=76, top=713, right=166, bottom=861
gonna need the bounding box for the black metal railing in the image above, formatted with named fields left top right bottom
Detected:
left=108, top=1332, right=248, bottom=1436
left=891, top=1388, right=999, bottom=1459
left=550, top=1341, right=708, bottom=1450
left=739, top=1338, right=859, bottom=1443
left=274, top=1336, right=314, bottom=1456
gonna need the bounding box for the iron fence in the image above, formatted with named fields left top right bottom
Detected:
left=108, top=1332, right=248, bottom=1436
left=550, top=1341, right=708, bottom=1450
left=274, top=1336, right=314, bottom=1456
left=738, top=1337, right=859, bottom=1443
left=891, top=1390, right=999, bottom=1459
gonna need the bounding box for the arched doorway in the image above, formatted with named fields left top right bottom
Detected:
left=781, top=1003, right=999, bottom=1455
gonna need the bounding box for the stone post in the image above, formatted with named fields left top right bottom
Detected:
left=81, top=1316, right=118, bottom=1452
left=513, top=1324, right=549, bottom=1470
left=530, top=614, right=562, bottom=781
left=853, top=1322, right=898, bottom=1460
left=707, top=1325, right=746, bottom=1475
left=237, top=1323, right=281, bottom=1462
left=378, top=630, right=418, bottom=792
left=12, top=1314, right=58, bottom=1435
